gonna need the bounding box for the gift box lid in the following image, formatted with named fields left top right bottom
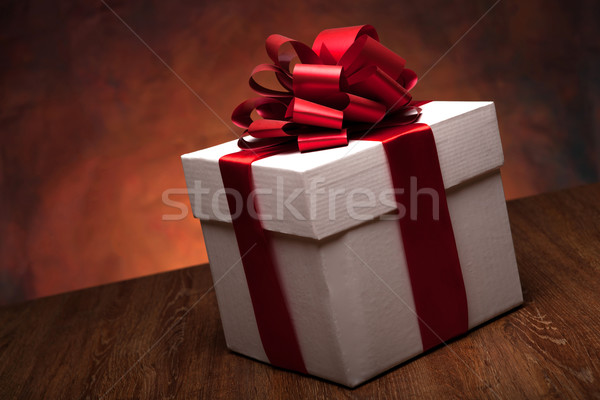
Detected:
left=182, top=101, right=504, bottom=240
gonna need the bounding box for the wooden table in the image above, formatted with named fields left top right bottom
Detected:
left=1, top=183, right=599, bottom=399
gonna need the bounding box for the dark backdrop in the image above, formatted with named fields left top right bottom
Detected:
left=1, top=0, right=598, bottom=303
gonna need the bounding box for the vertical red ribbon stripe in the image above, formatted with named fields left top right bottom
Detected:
left=219, top=148, right=308, bottom=374
left=363, top=123, right=469, bottom=350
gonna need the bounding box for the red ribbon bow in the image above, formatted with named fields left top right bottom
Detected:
left=232, top=25, right=421, bottom=152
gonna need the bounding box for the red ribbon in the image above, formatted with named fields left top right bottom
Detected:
left=219, top=146, right=307, bottom=372
left=362, top=123, right=468, bottom=350
left=219, top=26, right=468, bottom=373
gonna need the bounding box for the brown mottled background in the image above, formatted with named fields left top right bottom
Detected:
left=1, top=0, right=598, bottom=304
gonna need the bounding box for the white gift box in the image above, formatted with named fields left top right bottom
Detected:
left=181, top=101, right=523, bottom=387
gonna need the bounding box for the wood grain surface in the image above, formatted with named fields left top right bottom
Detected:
left=1, top=183, right=599, bottom=399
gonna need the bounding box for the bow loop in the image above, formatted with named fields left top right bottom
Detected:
left=312, top=25, right=379, bottom=62
left=234, top=25, right=420, bottom=152
left=347, top=66, right=412, bottom=112
left=248, top=119, right=296, bottom=138
left=232, top=97, right=288, bottom=129
left=339, top=34, right=406, bottom=82
left=266, top=34, right=321, bottom=73
left=249, top=64, right=293, bottom=97
left=289, top=98, right=344, bottom=130
left=292, top=64, right=344, bottom=101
